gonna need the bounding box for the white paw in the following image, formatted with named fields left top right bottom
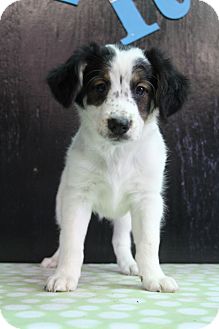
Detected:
left=142, top=275, right=179, bottom=293
left=118, top=260, right=139, bottom=276
left=41, top=257, right=58, bottom=268
left=45, top=274, right=78, bottom=292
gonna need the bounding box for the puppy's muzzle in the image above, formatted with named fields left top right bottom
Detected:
left=107, top=117, right=132, bottom=138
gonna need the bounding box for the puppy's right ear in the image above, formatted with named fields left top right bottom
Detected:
left=47, top=54, right=82, bottom=108
left=47, top=43, right=100, bottom=108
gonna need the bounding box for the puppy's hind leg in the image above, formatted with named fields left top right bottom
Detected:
left=112, top=213, right=138, bottom=276
left=41, top=183, right=62, bottom=268
left=41, top=170, right=64, bottom=269
left=41, top=248, right=59, bottom=268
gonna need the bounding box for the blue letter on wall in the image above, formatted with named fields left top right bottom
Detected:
left=153, top=0, right=191, bottom=19
left=110, top=0, right=159, bottom=45
left=57, top=0, right=79, bottom=5
left=55, top=0, right=191, bottom=45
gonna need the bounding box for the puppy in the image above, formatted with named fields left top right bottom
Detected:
left=41, top=43, right=188, bottom=293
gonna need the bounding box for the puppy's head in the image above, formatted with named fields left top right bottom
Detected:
left=47, top=43, right=189, bottom=142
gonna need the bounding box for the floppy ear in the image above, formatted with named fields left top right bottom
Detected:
left=47, top=53, right=82, bottom=108
left=47, top=43, right=100, bottom=108
left=145, top=48, right=189, bottom=119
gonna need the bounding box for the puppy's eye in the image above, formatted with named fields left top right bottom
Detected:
left=95, top=82, right=107, bottom=94
left=135, top=85, right=148, bottom=96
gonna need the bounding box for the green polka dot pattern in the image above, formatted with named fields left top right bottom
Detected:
left=0, top=264, right=218, bottom=329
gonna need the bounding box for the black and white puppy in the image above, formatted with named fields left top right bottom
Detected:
left=42, top=43, right=188, bottom=293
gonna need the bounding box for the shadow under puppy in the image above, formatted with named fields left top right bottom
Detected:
left=42, top=43, right=189, bottom=293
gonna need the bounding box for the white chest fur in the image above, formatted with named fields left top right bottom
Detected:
left=64, top=120, right=166, bottom=220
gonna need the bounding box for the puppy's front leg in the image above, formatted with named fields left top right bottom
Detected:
left=131, top=194, right=178, bottom=293
left=46, top=190, right=91, bottom=292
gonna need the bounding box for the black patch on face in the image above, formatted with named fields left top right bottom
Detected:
left=76, top=46, right=115, bottom=107
left=120, top=76, right=122, bottom=85
left=130, top=59, right=155, bottom=120
left=47, top=43, right=115, bottom=108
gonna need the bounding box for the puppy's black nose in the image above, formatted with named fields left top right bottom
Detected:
left=108, top=118, right=131, bottom=136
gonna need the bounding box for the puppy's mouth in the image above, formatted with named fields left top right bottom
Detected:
left=108, top=133, right=130, bottom=143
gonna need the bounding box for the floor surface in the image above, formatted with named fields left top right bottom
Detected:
left=0, top=263, right=218, bottom=329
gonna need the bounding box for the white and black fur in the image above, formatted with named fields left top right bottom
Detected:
left=41, top=43, right=188, bottom=293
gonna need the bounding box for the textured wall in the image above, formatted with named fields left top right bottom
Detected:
left=0, top=0, right=218, bottom=263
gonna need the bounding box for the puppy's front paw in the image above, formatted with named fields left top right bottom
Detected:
left=142, top=276, right=179, bottom=293
left=45, top=274, right=78, bottom=292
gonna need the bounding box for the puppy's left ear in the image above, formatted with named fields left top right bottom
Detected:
left=145, top=48, right=189, bottom=119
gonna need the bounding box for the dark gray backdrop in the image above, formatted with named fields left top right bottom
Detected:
left=0, top=0, right=218, bottom=263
